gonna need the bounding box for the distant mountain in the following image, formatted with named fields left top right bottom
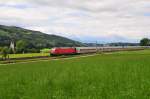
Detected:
left=85, top=42, right=139, bottom=47
left=84, top=43, right=104, bottom=47
left=108, top=42, right=139, bottom=46
left=0, top=25, right=85, bottom=49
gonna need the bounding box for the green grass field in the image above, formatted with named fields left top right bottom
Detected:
left=0, top=50, right=150, bottom=99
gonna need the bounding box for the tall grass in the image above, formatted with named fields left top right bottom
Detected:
left=0, top=50, right=150, bottom=99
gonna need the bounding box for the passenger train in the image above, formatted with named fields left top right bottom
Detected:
left=50, top=46, right=150, bottom=56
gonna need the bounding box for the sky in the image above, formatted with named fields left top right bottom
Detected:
left=0, top=0, right=150, bottom=43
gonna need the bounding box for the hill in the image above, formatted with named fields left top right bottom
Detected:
left=0, top=25, right=84, bottom=49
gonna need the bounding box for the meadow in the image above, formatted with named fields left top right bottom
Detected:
left=0, top=50, right=150, bottom=99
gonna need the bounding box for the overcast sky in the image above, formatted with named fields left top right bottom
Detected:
left=0, top=0, right=150, bottom=43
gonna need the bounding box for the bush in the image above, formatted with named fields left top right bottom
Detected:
left=40, top=48, right=51, bottom=53
left=26, top=48, right=40, bottom=53
left=1, top=47, right=9, bottom=60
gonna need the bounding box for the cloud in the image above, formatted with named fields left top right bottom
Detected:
left=0, top=0, right=150, bottom=43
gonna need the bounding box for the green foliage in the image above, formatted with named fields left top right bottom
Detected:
left=140, top=38, right=150, bottom=46
left=0, top=47, right=9, bottom=60
left=40, top=48, right=51, bottom=53
left=26, top=48, right=40, bottom=53
left=0, top=47, right=3, bottom=52
left=16, top=40, right=28, bottom=53
left=8, top=48, right=15, bottom=54
left=0, top=50, right=150, bottom=98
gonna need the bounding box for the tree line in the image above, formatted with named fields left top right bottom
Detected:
left=140, top=38, right=150, bottom=46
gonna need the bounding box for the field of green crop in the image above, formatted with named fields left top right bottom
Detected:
left=0, top=53, right=49, bottom=59
left=0, top=50, right=150, bottom=99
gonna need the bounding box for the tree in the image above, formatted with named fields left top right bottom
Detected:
left=16, top=40, right=28, bottom=53
left=0, top=47, right=3, bottom=52
left=1, top=47, right=9, bottom=60
left=140, top=38, right=150, bottom=46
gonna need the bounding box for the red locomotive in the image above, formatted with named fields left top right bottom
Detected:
left=50, top=47, right=76, bottom=56
left=50, top=47, right=98, bottom=56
